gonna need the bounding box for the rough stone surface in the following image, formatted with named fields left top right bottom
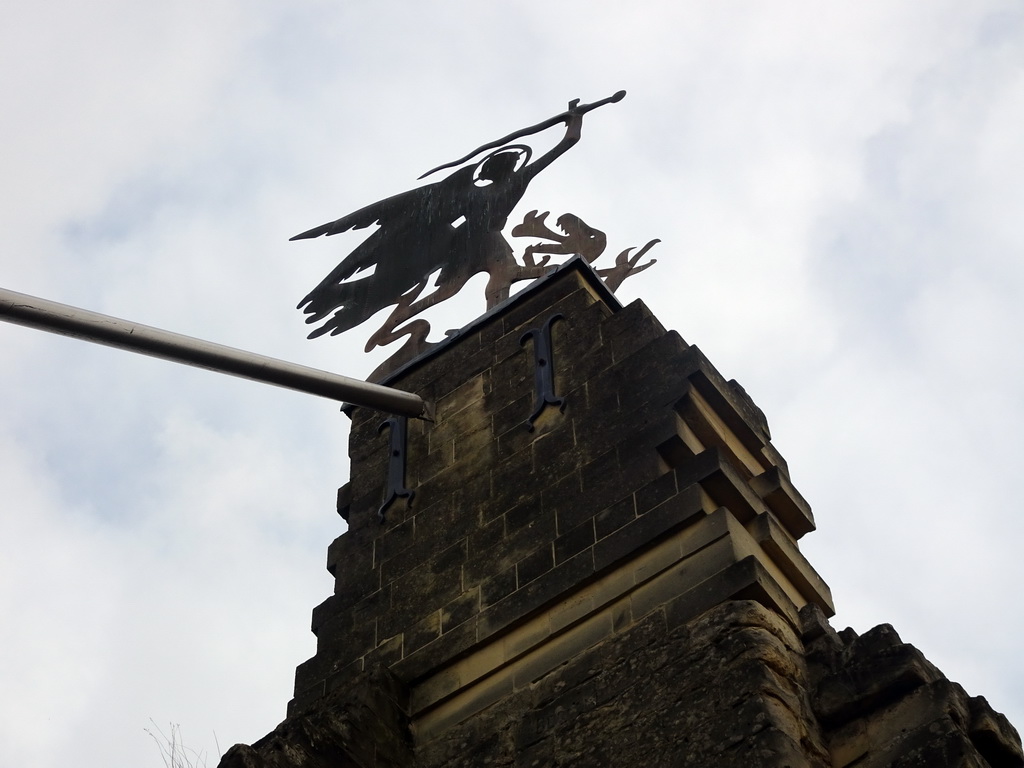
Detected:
left=800, top=603, right=1024, bottom=767
left=218, top=666, right=411, bottom=768
left=221, top=600, right=1023, bottom=767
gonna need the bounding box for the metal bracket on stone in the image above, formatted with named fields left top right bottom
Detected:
left=378, top=416, right=414, bottom=523
left=520, top=313, right=565, bottom=432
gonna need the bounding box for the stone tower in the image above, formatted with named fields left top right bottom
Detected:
left=220, top=258, right=1023, bottom=767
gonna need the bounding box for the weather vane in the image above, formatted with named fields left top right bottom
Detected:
left=291, top=90, right=658, bottom=380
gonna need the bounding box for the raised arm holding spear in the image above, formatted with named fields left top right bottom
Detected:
left=417, top=90, right=626, bottom=179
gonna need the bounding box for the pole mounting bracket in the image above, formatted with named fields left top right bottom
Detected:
left=521, top=313, right=565, bottom=432
left=378, top=416, right=414, bottom=523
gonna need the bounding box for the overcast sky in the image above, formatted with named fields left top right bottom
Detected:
left=2, top=2, right=1023, bottom=765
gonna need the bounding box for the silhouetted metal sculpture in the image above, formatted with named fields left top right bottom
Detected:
left=291, top=91, right=657, bottom=379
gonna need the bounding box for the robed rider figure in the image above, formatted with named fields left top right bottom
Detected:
left=291, top=92, right=633, bottom=376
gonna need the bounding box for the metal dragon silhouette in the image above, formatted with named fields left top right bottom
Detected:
left=290, top=91, right=657, bottom=380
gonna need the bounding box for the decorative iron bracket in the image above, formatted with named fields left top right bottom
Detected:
left=378, top=416, right=414, bottom=522
left=520, top=313, right=565, bottom=431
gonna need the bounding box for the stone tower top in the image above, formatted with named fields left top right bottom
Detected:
left=293, top=257, right=832, bottom=721
left=220, top=258, right=1022, bottom=768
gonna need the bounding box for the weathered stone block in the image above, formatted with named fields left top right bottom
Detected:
left=515, top=544, right=553, bottom=587
left=553, top=519, right=595, bottom=565
left=751, top=464, right=816, bottom=538
left=593, top=494, right=636, bottom=540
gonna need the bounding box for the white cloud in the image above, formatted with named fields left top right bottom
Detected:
left=2, top=2, right=1023, bottom=764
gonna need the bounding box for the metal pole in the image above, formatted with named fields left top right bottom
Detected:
left=0, top=287, right=432, bottom=420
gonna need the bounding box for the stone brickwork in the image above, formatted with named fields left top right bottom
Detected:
left=289, top=259, right=830, bottom=718
left=219, top=259, right=1022, bottom=768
